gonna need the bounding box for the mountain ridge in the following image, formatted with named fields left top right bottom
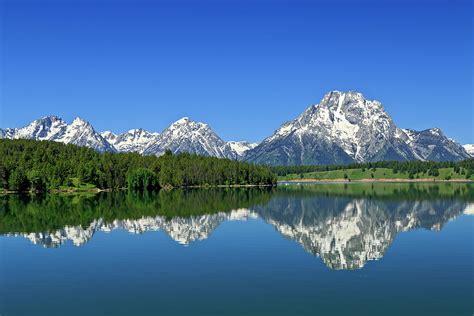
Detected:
left=244, top=91, right=470, bottom=165
left=1, top=90, right=470, bottom=164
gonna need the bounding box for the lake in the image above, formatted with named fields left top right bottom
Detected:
left=1, top=183, right=473, bottom=316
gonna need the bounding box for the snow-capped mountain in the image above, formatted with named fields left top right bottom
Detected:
left=101, top=129, right=160, bottom=154
left=1, top=92, right=470, bottom=164
left=244, top=91, right=470, bottom=165
left=222, top=141, right=258, bottom=157
left=7, top=115, right=67, bottom=140
left=143, top=117, right=252, bottom=159
left=0, top=116, right=252, bottom=158
left=463, top=144, right=474, bottom=157
left=0, top=116, right=115, bottom=152
left=402, top=128, right=470, bottom=161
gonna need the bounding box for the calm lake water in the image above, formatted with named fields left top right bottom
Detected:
left=1, top=183, right=473, bottom=316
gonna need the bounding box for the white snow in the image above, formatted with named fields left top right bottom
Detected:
left=2, top=95, right=468, bottom=162
left=225, top=141, right=257, bottom=156
left=463, top=144, right=474, bottom=157
left=254, top=90, right=468, bottom=163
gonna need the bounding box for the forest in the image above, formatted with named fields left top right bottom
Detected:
left=1, top=139, right=473, bottom=193
left=0, top=139, right=277, bottom=192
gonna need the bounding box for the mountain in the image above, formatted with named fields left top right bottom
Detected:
left=0, top=116, right=255, bottom=159
left=1, top=92, right=470, bottom=164
left=143, top=117, right=252, bottom=159
left=0, top=116, right=115, bottom=152
left=101, top=129, right=160, bottom=154
left=244, top=91, right=470, bottom=165
left=463, top=144, right=474, bottom=157
left=402, top=128, right=470, bottom=161
left=221, top=141, right=257, bottom=158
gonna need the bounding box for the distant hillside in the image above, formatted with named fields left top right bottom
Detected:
left=276, top=159, right=474, bottom=182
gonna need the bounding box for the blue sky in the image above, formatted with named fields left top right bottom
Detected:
left=1, top=0, right=472, bottom=143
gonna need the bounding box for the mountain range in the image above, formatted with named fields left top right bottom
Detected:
left=1, top=91, right=471, bottom=165
left=245, top=91, right=471, bottom=164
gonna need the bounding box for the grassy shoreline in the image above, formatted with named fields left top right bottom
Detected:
left=279, top=178, right=474, bottom=183
left=278, top=167, right=474, bottom=182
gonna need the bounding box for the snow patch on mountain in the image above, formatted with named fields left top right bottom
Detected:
left=102, top=128, right=160, bottom=153
left=463, top=144, right=474, bottom=157
left=222, top=141, right=257, bottom=157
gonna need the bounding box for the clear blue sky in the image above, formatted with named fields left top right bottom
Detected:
left=1, top=0, right=472, bottom=143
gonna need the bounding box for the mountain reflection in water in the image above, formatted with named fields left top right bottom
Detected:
left=1, top=183, right=472, bottom=270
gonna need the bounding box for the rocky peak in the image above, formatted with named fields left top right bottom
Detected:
left=143, top=117, right=228, bottom=157
left=101, top=131, right=117, bottom=140
left=247, top=90, right=409, bottom=164
left=14, top=115, right=67, bottom=140
left=71, top=117, right=91, bottom=127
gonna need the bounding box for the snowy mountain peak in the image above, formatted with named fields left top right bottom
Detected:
left=143, top=117, right=229, bottom=157
left=128, top=128, right=148, bottom=135
left=245, top=90, right=469, bottom=165
left=463, top=144, right=474, bottom=157
left=428, top=127, right=443, bottom=136
left=0, top=116, right=115, bottom=152
left=60, top=117, right=115, bottom=152
left=1, top=115, right=254, bottom=159
left=40, top=115, right=65, bottom=123
left=13, top=116, right=68, bottom=140
left=1, top=91, right=469, bottom=164
left=319, top=91, right=383, bottom=111
left=247, top=90, right=403, bottom=164
left=101, top=131, right=117, bottom=139
left=101, top=128, right=160, bottom=154
left=168, top=117, right=209, bottom=130
left=175, top=117, right=191, bottom=124
left=69, top=117, right=97, bottom=132
left=71, top=116, right=89, bottom=125
left=141, top=117, right=253, bottom=159
left=224, top=141, right=258, bottom=157
left=400, top=128, right=469, bottom=161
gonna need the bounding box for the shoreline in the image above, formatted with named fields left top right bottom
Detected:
left=2, top=179, right=472, bottom=194
left=278, top=178, right=474, bottom=183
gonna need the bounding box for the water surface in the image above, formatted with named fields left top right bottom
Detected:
left=1, top=183, right=473, bottom=315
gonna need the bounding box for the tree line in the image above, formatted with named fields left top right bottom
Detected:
left=0, top=139, right=277, bottom=192
left=270, top=159, right=474, bottom=179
